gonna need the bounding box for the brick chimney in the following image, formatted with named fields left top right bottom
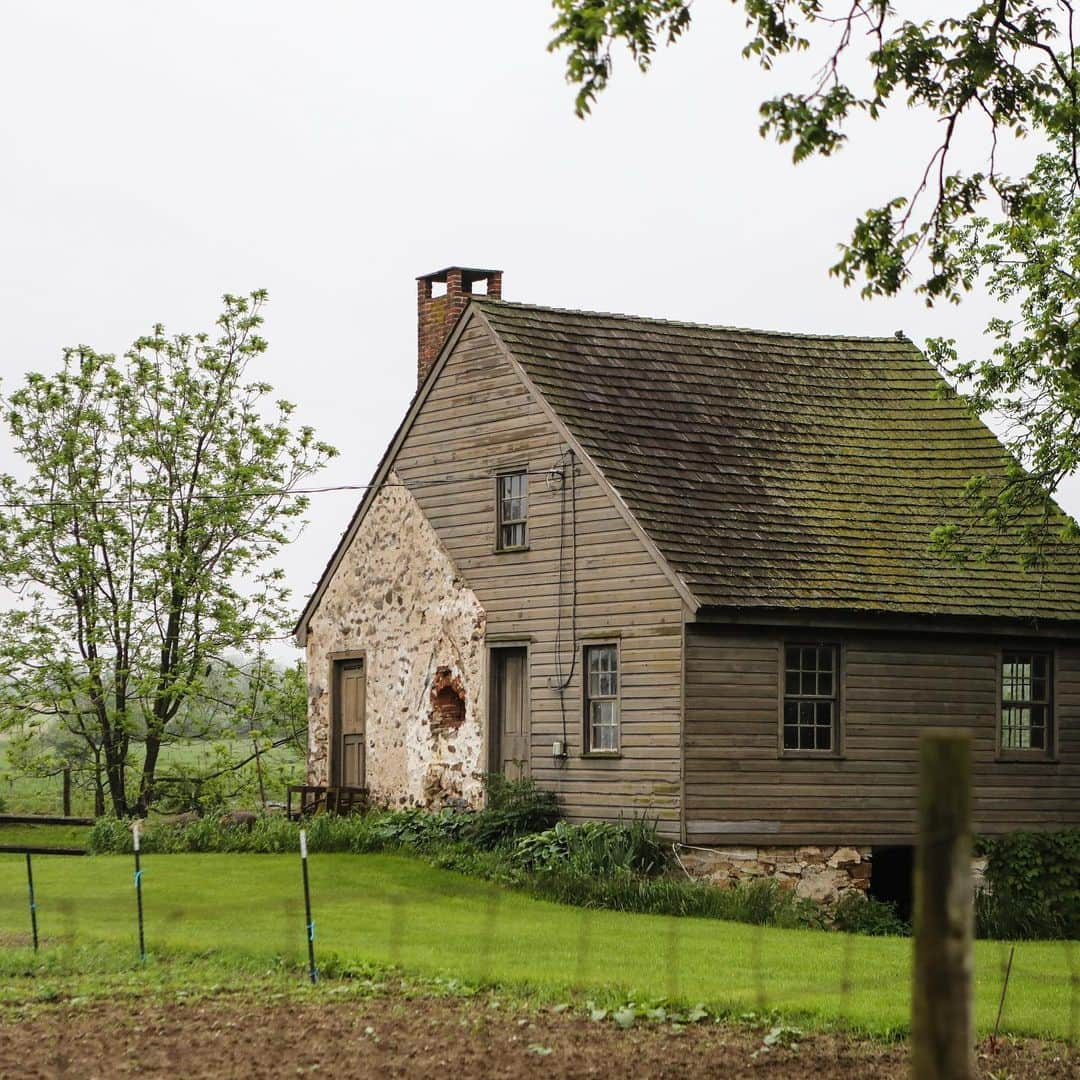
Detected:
left=417, top=266, right=502, bottom=385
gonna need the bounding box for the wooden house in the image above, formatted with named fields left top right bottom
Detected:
left=294, top=267, right=1080, bottom=901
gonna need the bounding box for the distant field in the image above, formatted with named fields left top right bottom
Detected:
left=0, top=732, right=305, bottom=817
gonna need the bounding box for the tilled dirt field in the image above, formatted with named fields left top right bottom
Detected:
left=2, top=996, right=1077, bottom=1079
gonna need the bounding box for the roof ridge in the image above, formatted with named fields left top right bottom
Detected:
left=474, top=297, right=912, bottom=346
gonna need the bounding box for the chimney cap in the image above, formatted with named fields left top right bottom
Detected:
left=416, top=266, right=501, bottom=286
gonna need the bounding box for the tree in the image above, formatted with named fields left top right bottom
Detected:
left=548, top=2, right=1080, bottom=552
left=0, top=292, right=335, bottom=816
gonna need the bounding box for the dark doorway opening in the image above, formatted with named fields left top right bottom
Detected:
left=869, top=846, right=914, bottom=922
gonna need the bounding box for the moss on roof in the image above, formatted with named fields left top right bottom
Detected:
left=477, top=299, right=1080, bottom=624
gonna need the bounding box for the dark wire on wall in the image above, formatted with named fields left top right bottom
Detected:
left=551, top=448, right=578, bottom=764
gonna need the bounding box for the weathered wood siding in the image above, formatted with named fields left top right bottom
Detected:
left=685, top=625, right=1080, bottom=846
left=391, top=316, right=687, bottom=829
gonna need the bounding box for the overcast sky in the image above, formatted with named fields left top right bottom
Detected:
left=2, top=2, right=1071, bottom=657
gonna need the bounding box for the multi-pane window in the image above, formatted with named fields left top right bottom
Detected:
left=782, top=644, right=838, bottom=752
left=1001, top=651, right=1052, bottom=752
left=585, top=644, right=619, bottom=753
left=496, top=471, right=528, bottom=550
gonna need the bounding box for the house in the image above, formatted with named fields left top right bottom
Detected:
left=295, top=266, right=1080, bottom=902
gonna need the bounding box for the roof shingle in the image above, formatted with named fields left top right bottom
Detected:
left=477, top=299, right=1080, bottom=624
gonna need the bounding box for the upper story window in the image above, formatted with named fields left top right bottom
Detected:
left=584, top=643, right=619, bottom=754
left=496, top=470, right=528, bottom=550
left=1000, top=651, right=1053, bottom=754
left=782, top=643, right=839, bottom=753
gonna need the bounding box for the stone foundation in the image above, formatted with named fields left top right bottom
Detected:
left=677, top=844, right=872, bottom=903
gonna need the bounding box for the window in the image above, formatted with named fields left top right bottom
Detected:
left=496, top=471, right=527, bottom=550
left=782, top=644, right=838, bottom=752
left=1000, top=651, right=1053, bottom=753
left=584, top=644, right=619, bottom=753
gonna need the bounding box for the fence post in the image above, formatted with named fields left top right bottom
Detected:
left=300, top=829, right=317, bottom=984
left=912, top=730, right=974, bottom=1080
left=26, top=852, right=39, bottom=951
left=62, top=768, right=71, bottom=818
left=133, top=820, right=146, bottom=963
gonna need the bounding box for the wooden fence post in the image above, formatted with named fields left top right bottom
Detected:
left=62, top=768, right=71, bottom=818
left=912, top=729, right=974, bottom=1080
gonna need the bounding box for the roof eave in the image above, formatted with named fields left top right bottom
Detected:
left=692, top=603, right=1080, bottom=640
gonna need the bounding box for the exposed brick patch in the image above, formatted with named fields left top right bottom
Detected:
left=429, top=667, right=467, bottom=735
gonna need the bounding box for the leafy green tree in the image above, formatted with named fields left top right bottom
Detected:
left=0, top=292, right=334, bottom=816
left=549, top=2, right=1080, bottom=551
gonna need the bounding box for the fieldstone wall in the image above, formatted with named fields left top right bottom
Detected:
left=677, top=844, right=872, bottom=903
left=305, top=471, right=487, bottom=808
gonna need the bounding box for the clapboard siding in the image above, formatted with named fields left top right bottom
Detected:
left=685, top=625, right=1080, bottom=846
left=392, top=317, right=687, bottom=829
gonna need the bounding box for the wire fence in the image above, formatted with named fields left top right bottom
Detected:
left=2, top=845, right=1078, bottom=1063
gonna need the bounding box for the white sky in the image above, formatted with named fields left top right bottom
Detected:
left=2, top=2, right=1074, bottom=658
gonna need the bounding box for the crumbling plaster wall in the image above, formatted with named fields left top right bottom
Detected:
left=305, top=470, right=487, bottom=808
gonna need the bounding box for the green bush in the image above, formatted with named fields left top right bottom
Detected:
left=831, top=892, right=909, bottom=937
left=369, top=808, right=472, bottom=850
left=513, top=817, right=667, bottom=878
left=465, top=774, right=559, bottom=848
left=976, top=829, right=1080, bottom=940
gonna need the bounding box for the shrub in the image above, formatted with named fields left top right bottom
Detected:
left=976, top=829, right=1080, bottom=939
left=464, top=774, right=559, bottom=848
left=830, top=892, right=909, bottom=937
left=370, top=808, right=472, bottom=851
left=513, top=817, right=667, bottom=878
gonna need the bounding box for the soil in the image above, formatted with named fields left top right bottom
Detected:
left=1, top=995, right=1077, bottom=1079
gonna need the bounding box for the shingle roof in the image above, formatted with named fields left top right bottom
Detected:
left=477, top=299, right=1080, bottom=624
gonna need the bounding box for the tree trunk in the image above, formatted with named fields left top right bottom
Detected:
left=136, top=731, right=163, bottom=816
left=102, top=724, right=129, bottom=816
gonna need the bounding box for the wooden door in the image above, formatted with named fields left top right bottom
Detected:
left=332, top=659, right=366, bottom=788
left=490, top=647, right=528, bottom=778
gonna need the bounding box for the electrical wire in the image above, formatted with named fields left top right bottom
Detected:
left=0, top=469, right=562, bottom=511
left=551, top=449, right=578, bottom=761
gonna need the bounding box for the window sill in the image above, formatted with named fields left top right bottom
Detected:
left=778, top=750, right=845, bottom=761
left=493, top=545, right=530, bottom=555
left=581, top=751, right=622, bottom=760
left=995, top=752, right=1058, bottom=764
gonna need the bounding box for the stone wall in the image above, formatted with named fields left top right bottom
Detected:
left=305, top=471, right=487, bottom=808
left=676, top=844, right=871, bottom=903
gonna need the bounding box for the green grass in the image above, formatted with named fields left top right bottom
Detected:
left=0, top=851, right=1074, bottom=1040
left=0, top=732, right=305, bottom=816
left=0, top=823, right=90, bottom=850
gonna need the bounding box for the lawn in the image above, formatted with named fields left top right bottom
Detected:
left=0, top=822, right=90, bottom=849
left=0, top=851, right=1073, bottom=1040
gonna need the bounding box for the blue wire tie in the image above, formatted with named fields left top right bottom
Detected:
left=307, top=921, right=316, bottom=942
left=134, top=869, right=143, bottom=888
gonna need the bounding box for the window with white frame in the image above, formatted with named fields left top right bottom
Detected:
left=496, top=471, right=527, bottom=550
left=1000, top=651, right=1053, bottom=753
left=584, top=644, right=619, bottom=753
